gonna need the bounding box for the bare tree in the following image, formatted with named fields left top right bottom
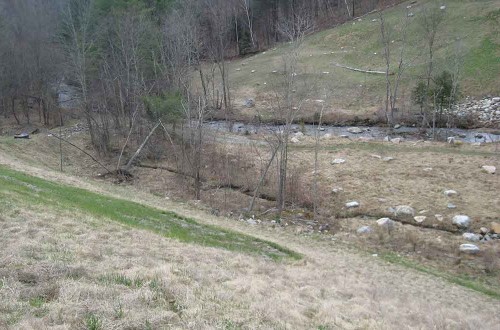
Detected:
left=419, top=3, right=445, bottom=130
left=379, top=8, right=411, bottom=126
left=272, top=8, right=314, bottom=215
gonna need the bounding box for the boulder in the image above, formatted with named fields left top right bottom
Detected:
left=357, top=226, right=373, bottom=234
left=414, top=216, right=426, bottom=223
left=491, top=222, right=500, bottom=234
left=394, top=205, right=415, bottom=217
left=345, top=201, right=360, bottom=208
left=377, top=218, right=395, bottom=228
left=459, top=244, right=480, bottom=254
left=462, top=233, right=480, bottom=242
left=452, top=215, right=471, bottom=229
left=444, top=190, right=458, bottom=196
left=482, top=165, right=496, bottom=174
left=347, top=127, right=364, bottom=134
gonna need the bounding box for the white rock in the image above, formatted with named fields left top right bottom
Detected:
left=462, top=233, right=480, bottom=242
left=382, top=157, right=395, bottom=162
left=347, top=127, right=364, bottom=134
left=435, top=214, right=444, bottom=221
left=290, top=137, right=300, bottom=144
left=331, top=187, right=343, bottom=194
left=394, top=124, right=401, bottom=129
left=345, top=201, right=360, bottom=208
left=331, top=158, right=346, bottom=164
left=251, top=70, right=256, bottom=73
left=444, top=190, right=458, bottom=196
left=357, top=226, right=373, bottom=234
left=459, top=244, right=480, bottom=254
left=377, top=218, right=395, bottom=228
left=452, top=215, right=471, bottom=228
left=414, top=216, right=426, bottom=223
left=322, top=133, right=332, bottom=139
left=391, top=138, right=402, bottom=144
left=394, top=205, right=415, bottom=217
left=247, top=219, right=257, bottom=225
left=482, top=165, right=496, bottom=174
left=440, top=5, right=446, bottom=10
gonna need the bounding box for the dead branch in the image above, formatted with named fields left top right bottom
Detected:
left=332, top=62, right=393, bottom=75
left=50, top=133, right=112, bottom=174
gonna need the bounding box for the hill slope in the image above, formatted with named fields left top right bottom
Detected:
left=226, top=0, right=500, bottom=123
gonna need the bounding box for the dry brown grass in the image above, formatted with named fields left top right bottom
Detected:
left=1, top=128, right=500, bottom=329
left=1, top=178, right=500, bottom=329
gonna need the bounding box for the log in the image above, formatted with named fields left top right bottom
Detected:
left=332, top=63, right=393, bottom=75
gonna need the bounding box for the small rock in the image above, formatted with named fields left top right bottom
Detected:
left=414, top=216, right=426, bottom=223
left=452, top=215, right=471, bottom=229
left=459, top=244, right=480, bottom=254
left=444, top=190, right=458, bottom=196
left=491, top=222, right=500, bottom=234
left=478, top=227, right=489, bottom=235
left=447, top=203, right=457, bottom=209
left=382, top=157, right=395, bottom=162
left=244, top=98, right=255, bottom=108
left=391, top=138, right=402, bottom=144
left=322, top=133, right=332, bottom=139
left=357, top=226, right=373, bottom=234
left=435, top=214, right=444, bottom=221
left=394, top=205, right=415, bottom=217
left=377, top=218, right=395, bottom=228
left=345, top=201, right=360, bottom=208
left=423, top=167, right=433, bottom=172
left=290, top=137, right=300, bottom=144
left=482, top=165, right=496, bottom=174
left=319, top=224, right=330, bottom=232
left=370, top=154, right=382, bottom=159
left=247, top=219, right=257, bottom=225
left=394, top=124, right=401, bottom=129
left=347, top=127, right=364, bottom=134
left=331, top=187, right=343, bottom=194
left=383, top=136, right=390, bottom=142
left=331, top=158, right=346, bottom=165
left=462, top=233, right=480, bottom=242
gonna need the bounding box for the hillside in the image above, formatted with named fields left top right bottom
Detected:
left=1, top=148, right=500, bottom=329
left=226, top=0, right=500, bottom=124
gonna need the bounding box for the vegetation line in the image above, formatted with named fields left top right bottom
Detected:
left=381, top=253, right=500, bottom=300
left=0, top=165, right=301, bottom=261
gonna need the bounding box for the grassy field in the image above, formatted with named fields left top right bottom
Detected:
left=224, top=0, right=500, bottom=122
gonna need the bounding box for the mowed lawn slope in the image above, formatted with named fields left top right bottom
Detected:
left=226, top=0, right=500, bottom=120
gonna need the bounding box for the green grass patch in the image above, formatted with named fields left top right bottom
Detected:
left=381, top=252, right=500, bottom=300
left=0, top=166, right=301, bottom=261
